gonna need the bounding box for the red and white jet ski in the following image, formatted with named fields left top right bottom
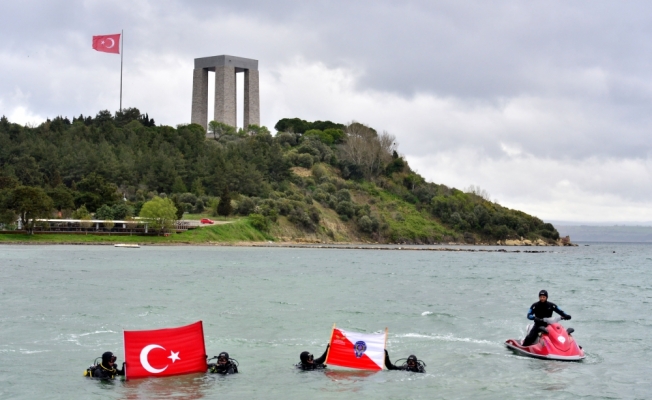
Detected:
left=505, top=316, right=585, bottom=361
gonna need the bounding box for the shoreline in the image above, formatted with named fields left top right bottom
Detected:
left=0, top=240, right=554, bottom=252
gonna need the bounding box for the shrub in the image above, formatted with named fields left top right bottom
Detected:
left=236, top=197, right=256, bottom=215
left=248, top=213, right=269, bottom=231
left=336, top=201, right=355, bottom=218
left=336, top=189, right=351, bottom=202
left=357, top=215, right=377, bottom=233
left=297, top=153, right=314, bottom=168
left=193, top=199, right=205, bottom=213
left=95, top=204, right=114, bottom=220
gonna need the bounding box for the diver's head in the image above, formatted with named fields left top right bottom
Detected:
left=217, top=352, right=229, bottom=365
left=102, top=351, right=116, bottom=366
left=539, top=290, right=548, bottom=302
left=407, top=355, right=418, bottom=368
left=300, top=351, right=314, bottom=364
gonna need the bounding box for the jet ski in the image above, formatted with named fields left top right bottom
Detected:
left=505, top=316, right=585, bottom=361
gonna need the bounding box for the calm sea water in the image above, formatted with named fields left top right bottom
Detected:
left=0, top=243, right=650, bottom=399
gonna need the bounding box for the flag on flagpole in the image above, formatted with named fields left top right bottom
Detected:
left=325, top=326, right=386, bottom=370
left=92, top=33, right=121, bottom=54
left=123, top=321, right=206, bottom=380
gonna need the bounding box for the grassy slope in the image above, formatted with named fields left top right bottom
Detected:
left=0, top=219, right=272, bottom=244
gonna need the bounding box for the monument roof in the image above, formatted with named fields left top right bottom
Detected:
left=194, top=55, right=258, bottom=72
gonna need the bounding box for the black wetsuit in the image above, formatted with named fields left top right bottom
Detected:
left=384, top=352, right=425, bottom=373
left=89, top=363, right=125, bottom=379
left=208, top=362, right=238, bottom=375
left=522, top=300, right=570, bottom=346
left=295, top=348, right=328, bottom=371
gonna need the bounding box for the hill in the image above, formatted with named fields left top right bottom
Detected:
left=0, top=109, right=563, bottom=245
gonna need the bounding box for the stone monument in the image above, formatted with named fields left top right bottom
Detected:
left=191, top=55, right=259, bottom=130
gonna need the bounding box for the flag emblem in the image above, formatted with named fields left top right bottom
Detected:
left=354, top=341, right=367, bottom=358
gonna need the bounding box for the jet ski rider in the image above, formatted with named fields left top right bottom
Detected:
left=522, top=290, right=571, bottom=346
left=384, top=349, right=425, bottom=373
left=296, top=345, right=329, bottom=370
left=84, top=351, right=125, bottom=379
left=207, top=352, right=239, bottom=374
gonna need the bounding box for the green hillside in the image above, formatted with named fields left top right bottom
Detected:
left=0, top=109, right=561, bottom=244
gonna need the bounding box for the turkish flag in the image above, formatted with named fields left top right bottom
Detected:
left=92, top=33, right=120, bottom=54
left=123, top=321, right=207, bottom=380
left=326, top=327, right=386, bottom=370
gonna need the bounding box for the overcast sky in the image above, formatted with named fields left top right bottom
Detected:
left=1, top=0, right=651, bottom=223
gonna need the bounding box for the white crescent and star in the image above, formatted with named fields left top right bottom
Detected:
left=140, top=344, right=181, bottom=374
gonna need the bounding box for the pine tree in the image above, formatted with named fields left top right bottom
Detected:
left=216, top=187, right=232, bottom=216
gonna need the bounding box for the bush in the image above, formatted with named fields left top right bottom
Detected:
left=95, top=204, right=114, bottom=220
left=193, top=199, right=205, bottom=213
left=336, top=189, right=351, bottom=202
left=336, top=201, right=355, bottom=218
left=248, top=213, right=269, bottom=231
left=358, top=215, right=375, bottom=233
left=72, top=205, right=91, bottom=219
left=236, top=197, right=256, bottom=216
left=297, top=153, right=314, bottom=168
left=179, top=192, right=198, bottom=205
left=320, top=182, right=336, bottom=194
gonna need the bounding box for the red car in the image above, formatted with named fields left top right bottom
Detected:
left=200, top=218, right=214, bottom=224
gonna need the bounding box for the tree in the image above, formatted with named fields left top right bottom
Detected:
left=5, top=186, right=53, bottom=234
left=72, top=205, right=91, bottom=219
left=217, top=187, right=232, bottom=216
left=75, top=173, right=119, bottom=212
left=171, top=176, right=187, bottom=193
left=171, top=195, right=184, bottom=220
left=208, top=120, right=236, bottom=140
left=139, top=196, right=178, bottom=234
left=103, top=220, right=115, bottom=233
left=47, top=185, right=74, bottom=214
left=95, top=204, right=114, bottom=220
left=338, top=122, right=396, bottom=179
left=191, top=178, right=205, bottom=196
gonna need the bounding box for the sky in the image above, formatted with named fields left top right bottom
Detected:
left=1, top=0, right=651, bottom=223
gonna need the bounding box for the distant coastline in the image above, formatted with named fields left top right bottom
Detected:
left=556, top=225, right=652, bottom=243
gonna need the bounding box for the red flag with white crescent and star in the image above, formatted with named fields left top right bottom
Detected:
left=92, top=33, right=121, bottom=54
left=123, top=321, right=206, bottom=380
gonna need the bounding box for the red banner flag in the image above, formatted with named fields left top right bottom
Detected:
left=92, top=33, right=121, bottom=54
left=123, top=321, right=206, bottom=380
left=326, top=326, right=386, bottom=370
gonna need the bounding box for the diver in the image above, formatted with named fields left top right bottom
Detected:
left=84, top=351, right=125, bottom=379
left=522, top=289, right=571, bottom=346
left=384, top=349, right=426, bottom=373
left=207, top=352, right=239, bottom=375
left=296, top=345, right=329, bottom=371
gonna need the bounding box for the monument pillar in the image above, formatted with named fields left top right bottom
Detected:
left=244, top=69, right=260, bottom=127
left=214, top=66, right=237, bottom=128
left=191, top=68, right=208, bottom=129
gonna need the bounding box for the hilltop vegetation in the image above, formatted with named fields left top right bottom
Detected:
left=0, top=109, right=560, bottom=244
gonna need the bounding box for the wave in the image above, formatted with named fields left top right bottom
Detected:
left=395, top=333, right=498, bottom=346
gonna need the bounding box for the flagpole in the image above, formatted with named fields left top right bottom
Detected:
left=325, top=323, right=336, bottom=363
left=383, top=327, right=388, bottom=370
left=120, top=29, right=123, bottom=111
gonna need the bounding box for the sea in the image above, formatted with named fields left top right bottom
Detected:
left=0, top=243, right=650, bottom=399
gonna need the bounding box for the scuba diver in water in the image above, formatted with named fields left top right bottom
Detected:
left=296, top=345, right=329, bottom=371
left=522, top=289, right=572, bottom=346
left=207, top=352, right=239, bottom=375
left=84, top=351, right=125, bottom=379
left=384, top=349, right=426, bottom=373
